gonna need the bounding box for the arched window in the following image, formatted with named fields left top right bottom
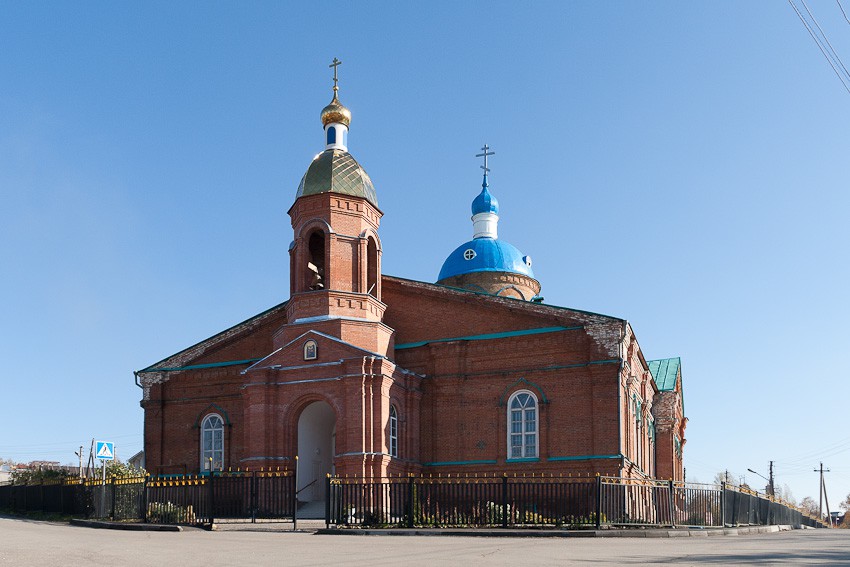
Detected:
left=201, top=414, right=224, bottom=472
left=634, top=395, right=643, bottom=469
left=508, top=391, right=538, bottom=459
left=648, top=417, right=656, bottom=477
left=389, top=405, right=398, bottom=458
left=326, top=126, right=336, bottom=145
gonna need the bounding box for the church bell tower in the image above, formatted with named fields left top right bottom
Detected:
left=281, top=59, right=393, bottom=357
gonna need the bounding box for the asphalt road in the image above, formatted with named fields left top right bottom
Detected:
left=1, top=519, right=849, bottom=566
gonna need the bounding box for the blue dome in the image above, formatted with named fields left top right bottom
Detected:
left=438, top=238, right=534, bottom=281
left=471, top=186, right=499, bottom=215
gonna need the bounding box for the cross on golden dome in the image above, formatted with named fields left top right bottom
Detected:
left=321, top=57, right=351, bottom=128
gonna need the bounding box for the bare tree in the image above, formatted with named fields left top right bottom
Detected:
left=799, top=496, right=819, bottom=517
left=775, top=484, right=795, bottom=505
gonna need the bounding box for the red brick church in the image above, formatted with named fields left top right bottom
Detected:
left=136, top=63, right=687, bottom=504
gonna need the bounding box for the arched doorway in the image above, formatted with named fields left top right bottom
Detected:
left=297, top=401, right=336, bottom=506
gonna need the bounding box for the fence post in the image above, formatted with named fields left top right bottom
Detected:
left=669, top=479, right=675, bottom=528
left=250, top=472, right=257, bottom=524
left=109, top=476, right=115, bottom=520
left=209, top=471, right=215, bottom=527
left=501, top=475, right=509, bottom=528
left=294, top=455, right=300, bottom=531
left=719, top=481, right=725, bottom=528
left=325, top=474, right=332, bottom=529
left=595, top=475, right=602, bottom=530
left=142, top=475, right=149, bottom=522
left=407, top=474, right=415, bottom=528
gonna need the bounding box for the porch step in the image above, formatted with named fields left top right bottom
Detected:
left=296, top=500, right=325, bottom=519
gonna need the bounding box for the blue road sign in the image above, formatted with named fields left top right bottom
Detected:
left=95, top=441, right=114, bottom=461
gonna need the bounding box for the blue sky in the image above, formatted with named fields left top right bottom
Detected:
left=1, top=1, right=848, bottom=509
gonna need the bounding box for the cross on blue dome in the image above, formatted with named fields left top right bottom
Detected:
left=437, top=145, right=535, bottom=283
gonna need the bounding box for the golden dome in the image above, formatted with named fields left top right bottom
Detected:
left=321, top=93, right=351, bottom=128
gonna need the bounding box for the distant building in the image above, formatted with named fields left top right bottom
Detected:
left=28, top=461, right=60, bottom=468
left=136, top=65, right=688, bottom=506
left=128, top=451, right=145, bottom=471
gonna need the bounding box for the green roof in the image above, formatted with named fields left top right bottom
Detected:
left=295, top=149, right=378, bottom=207
left=395, top=326, right=581, bottom=350
left=648, top=357, right=680, bottom=391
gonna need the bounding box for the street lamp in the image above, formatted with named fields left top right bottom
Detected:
left=747, top=468, right=774, bottom=496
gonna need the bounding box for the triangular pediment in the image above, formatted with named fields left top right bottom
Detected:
left=244, top=330, right=384, bottom=373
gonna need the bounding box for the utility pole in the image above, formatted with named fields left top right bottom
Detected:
left=86, top=439, right=96, bottom=479
left=768, top=460, right=775, bottom=496
left=74, top=446, right=83, bottom=481
left=814, top=462, right=830, bottom=520
left=822, top=475, right=833, bottom=527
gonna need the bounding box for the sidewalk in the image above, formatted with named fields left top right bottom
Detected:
left=316, top=524, right=797, bottom=538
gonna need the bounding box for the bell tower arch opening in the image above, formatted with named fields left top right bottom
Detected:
left=366, top=236, right=379, bottom=299
left=306, top=230, right=327, bottom=291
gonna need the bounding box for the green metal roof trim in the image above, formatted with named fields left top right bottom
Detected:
left=296, top=149, right=378, bottom=208
left=648, top=357, right=680, bottom=391
left=138, top=358, right=263, bottom=374
left=395, top=326, right=581, bottom=350
left=422, top=460, right=498, bottom=467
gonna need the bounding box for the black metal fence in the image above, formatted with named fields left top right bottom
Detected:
left=327, top=475, right=828, bottom=530
left=0, top=470, right=296, bottom=526
left=723, top=485, right=821, bottom=528
left=0, top=472, right=827, bottom=530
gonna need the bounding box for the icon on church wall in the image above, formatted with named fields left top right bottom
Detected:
left=304, top=339, right=318, bottom=360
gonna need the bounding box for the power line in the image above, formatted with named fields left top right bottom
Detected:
left=837, top=0, right=850, bottom=26
left=777, top=435, right=850, bottom=464
left=789, top=0, right=850, bottom=94
left=802, top=0, right=850, bottom=80
left=0, top=433, right=142, bottom=450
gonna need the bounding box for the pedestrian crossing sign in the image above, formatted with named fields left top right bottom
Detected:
left=95, top=441, right=114, bottom=461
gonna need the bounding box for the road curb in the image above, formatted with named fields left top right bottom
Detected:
left=315, top=524, right=798, bottom=538
left=70, top=519, right=182, bottom=532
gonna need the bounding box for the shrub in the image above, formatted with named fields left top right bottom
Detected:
left=147, top=501, right=195, bottom=524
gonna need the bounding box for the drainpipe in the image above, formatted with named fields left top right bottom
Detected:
left=617, top=322, right=626, bottom=476
left=134, top=371, right=146, bottom=473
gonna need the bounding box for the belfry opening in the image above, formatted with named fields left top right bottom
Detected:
left=366, top=236, right=378, bottom=298
left=306, top=231, right=325, bottom=291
